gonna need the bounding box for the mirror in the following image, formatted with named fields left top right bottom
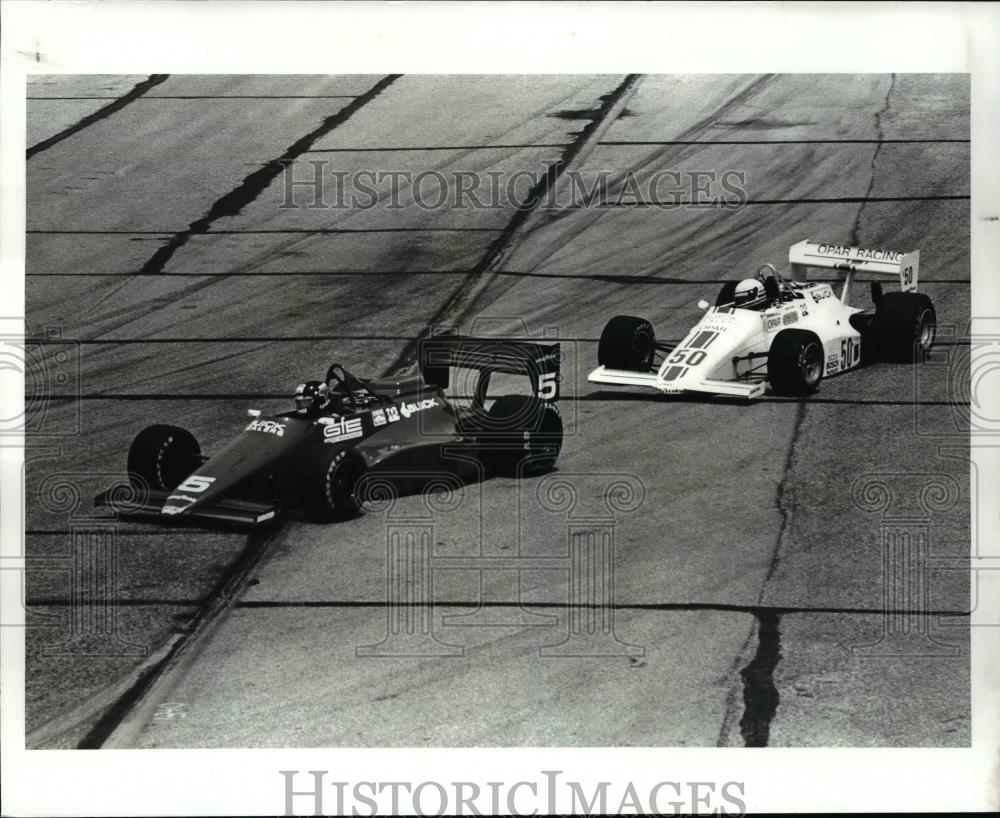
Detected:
left=697, top=299, right=710, bottom=310
left=247, top=408, right=261, bottom=417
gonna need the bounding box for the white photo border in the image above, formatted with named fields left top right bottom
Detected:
left=1, top=1, right=998, bottom=814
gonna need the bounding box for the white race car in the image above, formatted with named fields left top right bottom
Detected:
left=589, top=239, right=936, bottom=399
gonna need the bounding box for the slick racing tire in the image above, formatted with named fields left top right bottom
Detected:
left=127, top=424, right=201, bottom=492
left=597, top=316, right=656, bottom=371
left=767, top=329, right=824, bottom=396
left=871, top=292, right=936, bottom=362
left=302, top=449, right=367, bottom=521
left=479, top=395, right=563, bottom=477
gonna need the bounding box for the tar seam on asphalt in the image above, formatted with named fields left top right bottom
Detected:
left=850, top=74, right=895, bottom=247
left=381, top=74, right=644, bottom=378
left=77, top=525, right=280, bottom=748
left=135, top=74, right=401, bottom=277
left=25, top=596, right=970, bottom=618
left=599, top=138, right=969, bottom=145
left=738, top=611, right=782, bottom=747
left=27, top=334, right=973, bottom=346
left=606, top=194, right=969, bottom=208
left=39, top=394, right=973, bottom=408
left=29, top=95, right=362, bottom=100
left=26, top=74, right=170, bottom=159
left=24, top=270, right=974, bottom=285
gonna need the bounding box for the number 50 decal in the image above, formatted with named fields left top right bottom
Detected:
left=537, top=371, right=558, bottom=399
left=177, top=475, right=216, bottom=493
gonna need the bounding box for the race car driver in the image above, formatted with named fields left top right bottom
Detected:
left=294, top=380, right=331, bottom=417
left=734, top=278, right=769, bottom=309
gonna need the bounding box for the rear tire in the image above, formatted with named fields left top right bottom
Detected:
left=478, top=395, right=563, bottom=477
left=127, top=424, right=201, bottom=491
left=301, top=449, right=367, bottom=521
left=767, top=329, right=824, bottom=396
left=597, top=316, right=655, bottom=371
left=871, top=292, right=936, bottom=362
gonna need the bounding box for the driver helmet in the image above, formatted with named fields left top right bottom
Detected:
left=734, top=278, right=765, bottom=306
left=295, top=380, right=329, bottom=415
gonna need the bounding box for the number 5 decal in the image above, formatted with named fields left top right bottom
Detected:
left=537, top=371, right=558, bottom=400
left=177, top=475, right=216, bottom=493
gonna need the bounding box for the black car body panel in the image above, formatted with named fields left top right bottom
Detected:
left=95, top=334, right=562, bottom=528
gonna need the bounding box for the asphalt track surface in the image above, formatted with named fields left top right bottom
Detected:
left=25, top=74, right=970, bottom=748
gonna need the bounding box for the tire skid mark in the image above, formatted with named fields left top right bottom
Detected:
left=198, top=82, right=597, bottom=278
left=492, top=75, right=779, bottom=277
left=75, top=75, right=401, bottom=336
left=136, top=74, right=401, bottom=277
left=381, top=74, right=644, bottom=377
left=26, top=74, right=169, bottom=159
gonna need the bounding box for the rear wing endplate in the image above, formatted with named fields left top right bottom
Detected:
left=419, top=333, right=561, bottom=401
left=789, top=239, right=919, bottom=293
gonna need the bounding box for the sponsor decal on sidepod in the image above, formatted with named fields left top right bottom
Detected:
left=246, top=419, right=285, bottom=436
left=400, top=398, right=437, bottom=418
left=323, top=417, right=364, bottom=443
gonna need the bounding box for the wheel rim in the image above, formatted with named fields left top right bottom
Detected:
left=801, top=343, right=822, bottom=385
left=525, top=411, right=562, bottom=472
left=633, top=332, right=653, bottom=367
left=917, top=309, right=935, bottom=350
left=328, top=457, right=363, bottom=509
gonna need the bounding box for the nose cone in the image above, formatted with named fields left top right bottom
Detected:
left=158, top=416, right=313, bottom=517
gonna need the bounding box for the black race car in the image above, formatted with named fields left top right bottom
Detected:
left=95, top=334, right=563, bottom=528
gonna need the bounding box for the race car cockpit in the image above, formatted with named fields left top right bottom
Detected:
left=716, top=264, right=800, bottom=311
left=293, top=366, right=384, bottom=418
left=323, top=364, right=381, bottom=414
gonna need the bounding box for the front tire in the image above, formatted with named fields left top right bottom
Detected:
left=767, top=329, right=824, bottom=396
left=301, top=449, right=367, bottom=521
left=478, top=395, right=563, bottom=477
left=597, top=316, right=656, bottom=371
left=127, top=424, right=201, bottom=491
left=871, top=292, right=936, bottom=362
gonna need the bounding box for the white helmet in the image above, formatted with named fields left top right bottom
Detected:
left=734, top=278, right=765, bottom=306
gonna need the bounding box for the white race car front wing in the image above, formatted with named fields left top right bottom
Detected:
left=588, top=366, right=766, bottom=399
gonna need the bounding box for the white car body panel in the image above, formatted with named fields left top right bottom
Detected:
left=588, top=239, right=922, bottom=400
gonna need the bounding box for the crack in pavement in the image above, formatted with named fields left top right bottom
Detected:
left=727, top=79, right=897, bottom=747
left=722, top=400, right=807, bottom=746
left=850, top=74, right=895, bottom=247
left=27, top=74, right=170, bottom=159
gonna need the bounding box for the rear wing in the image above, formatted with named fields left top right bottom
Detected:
left=788, top=239, right=919, bottom=296
left=418, top=333, right=561, bottom=401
